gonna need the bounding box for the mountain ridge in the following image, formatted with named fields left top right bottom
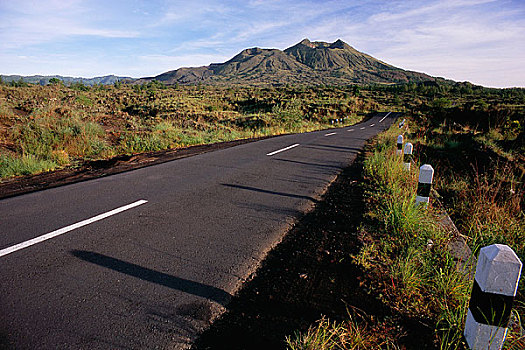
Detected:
left=141, top=38, right=436, bottom=86
left=2, top=39, right=440, bottom=87
left=0, top=74, right=132, bottom=86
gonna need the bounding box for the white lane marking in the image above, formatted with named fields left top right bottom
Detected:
left=324, top=132, right=337, bottom=137
left=266, top=143, right=300, bottom=156
left=379, top=112, right=392, bottom=123
left=347, top=129, right=355, bottom=132
left=0, top=200, right=148, bottom=258
left=360, top=127, right=366, bottom=130
left=370, top=123, right=375, bottom=127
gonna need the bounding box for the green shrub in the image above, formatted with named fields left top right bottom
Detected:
left=0, top=154, right=57, bottom=177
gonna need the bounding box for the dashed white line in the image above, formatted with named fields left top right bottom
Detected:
left=347, top=129, right=355, bottom=132
left=266, top=143, right=300, bottom=156
left=360, top=127, right=366, bottom=130
left=324, top=132, right=337, bottom=137
left=379, top=112, right=392, bottom=123
left=370, top=123, right=375, bottom=127
left=0, top=200, right=148, bottom=258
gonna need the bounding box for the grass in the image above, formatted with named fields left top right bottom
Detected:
left=0, top=154, right=58, bottom=177
left=287, top=113, right=524, bottom=349
left=286, top=125, right=472, bottom=349
left=361, top=130, right=470, bottom=340
left=409, top=115, right=525, bottom=348
left=357, top=118, right=523, bottom=348
left=286, top=316, right=399, bottom=350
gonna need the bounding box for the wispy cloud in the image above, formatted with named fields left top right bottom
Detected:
left=359, top=0, right=525, bottom=87
left=137, top=53, right=231, bottom=75
left=0, top=0, right=140, bottom=49
left=0, top=0, right=523, bottom=87
left=368, top=0, right=498, bottom=23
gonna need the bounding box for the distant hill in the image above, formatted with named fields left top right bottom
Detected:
left=140, top=39, right=436, bottom=86
left=0, top=74, right=132, bottom=86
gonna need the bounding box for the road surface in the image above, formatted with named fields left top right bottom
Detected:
left=0, top=112, right=398, bottom=349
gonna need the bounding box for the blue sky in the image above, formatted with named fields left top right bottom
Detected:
left=1, top=0, right=524, bottom=87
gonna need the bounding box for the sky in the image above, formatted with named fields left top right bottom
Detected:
left=0, top=0, right=524, bottom=88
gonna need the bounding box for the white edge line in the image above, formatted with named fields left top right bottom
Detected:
left=0, top=199, right=148, bottom=258
left=370, top=123, right=375, bottom=127
left=347, top=129, right=354, bottom=132
left=379, top=111, right=392, bottom=123
left=324, top=132, right=337, bottom=136
left=360, top=127, right=366, bottom=130
left=266, top=143, right=300, bottom=156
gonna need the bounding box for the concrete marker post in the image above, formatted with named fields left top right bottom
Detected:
left=415, top=164, right=433, bottom=205
left=396, top=135, right=403, bottom=155
left=399, top=119, right=406, bottom=128
left=403, top=142, right=413, bottom=171
left=464, top=244, right=522, bottom=350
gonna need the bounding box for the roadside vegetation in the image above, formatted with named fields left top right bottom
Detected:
left=286, top=88, right=524, bottom=349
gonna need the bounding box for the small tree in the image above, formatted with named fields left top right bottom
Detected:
left=48, top=77, right=61, bottom=86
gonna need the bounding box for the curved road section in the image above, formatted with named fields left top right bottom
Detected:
left=0, top=112, right=398, bottom=349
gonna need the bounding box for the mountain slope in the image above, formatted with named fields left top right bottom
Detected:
left=144, top=39, right=435, bottom=86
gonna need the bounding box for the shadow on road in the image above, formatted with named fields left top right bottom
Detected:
left=71, top=250, right=231, bottom=306
left=222, top=184, right=317, bottom=203
left=272, top=158, right=342, bottom=170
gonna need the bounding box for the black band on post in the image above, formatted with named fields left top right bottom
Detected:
left=404, top=154, right=412, bottom=163
left=469, top=280, right=514, bottom=327
left=397, top=143, right=402, bottom=150
left=416, top=182, right=431, bottom=197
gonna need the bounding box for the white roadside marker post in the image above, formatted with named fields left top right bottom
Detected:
left=396, top=135, right=404, bottom=155
left=399, top=119, right=406, bottom=128
left=415, top=164, right=434, bottom=206
left=464, top=244, right=522, bottom=350
left=403, top=143, right=413, bottom=171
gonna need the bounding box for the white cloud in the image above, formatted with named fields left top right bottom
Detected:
left=369, top=0, right=498, bottom=23
left=0, top=0, right=139, bottom=49
left=0, top=0, right=523, bottom=86
left=357, top=0, right=525, bottom=87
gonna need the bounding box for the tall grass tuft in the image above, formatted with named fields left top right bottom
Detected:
left=286, top=316, right=399, bottom=350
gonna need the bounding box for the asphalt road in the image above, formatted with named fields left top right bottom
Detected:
left=0, top=112, right=398, bottom=349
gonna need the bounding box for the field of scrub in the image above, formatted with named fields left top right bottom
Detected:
left=0, top=82, right=374, bottom=179
left=2, top=81, right=522, bottom=182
